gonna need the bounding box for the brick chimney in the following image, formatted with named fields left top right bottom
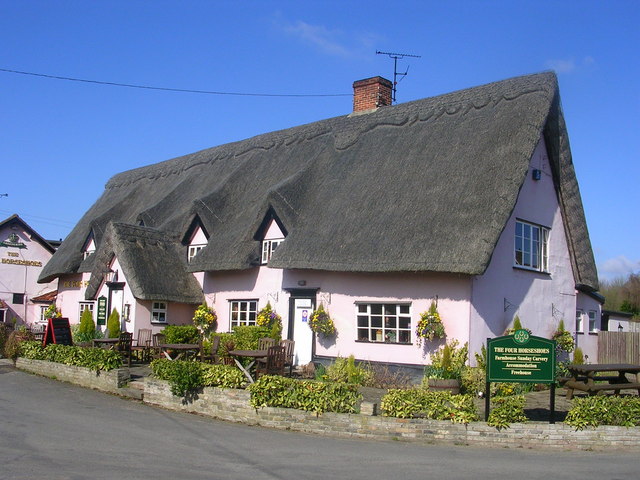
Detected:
left=352, top=76, right=393, bottom=113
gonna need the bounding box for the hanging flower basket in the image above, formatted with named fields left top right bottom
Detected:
left=309, top=304, right=336, bottom=337
left=192, top=302, right=217, bottom=334
left=416, top=301, right=446, bottom=346
left=256, top=302, right=282, bottom=328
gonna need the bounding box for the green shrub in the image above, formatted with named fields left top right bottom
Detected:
left=107, top=309, right=120, bottom=338
left=162, top=325, right=200, bottom=344
left=572, top=347, right=585, bottom=364
left=380, top=388, right=478, bottom=424
left=75, top=309, right=96, bottom=343
left=460, top=366, right=485, bottom=396
left=0, top=323, right=11, bottom=356
left=150, top=358, right=245, bottom=396
left=323, top=355, right=373, bottom=386
left=19, top=341, right=122, bottom=371
left=248, top=375, right=361, bottom=414
left=4, top=328, right=35, bottom=360
left=565, top=396, right=640, bottom=429
left=423, top=340, right=468, bottom=381
left=213, top=326, right=272, bottom=361
left=487, top=394, right=527, bottom=429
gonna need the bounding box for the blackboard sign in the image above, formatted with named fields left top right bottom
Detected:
left=43, top=317, right=73, bottom=346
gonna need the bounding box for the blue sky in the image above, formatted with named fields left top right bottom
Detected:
left=1, top=1, right=638, bottom=283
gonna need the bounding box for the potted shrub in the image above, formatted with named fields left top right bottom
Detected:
left=423, top=340, right=468, bottom=394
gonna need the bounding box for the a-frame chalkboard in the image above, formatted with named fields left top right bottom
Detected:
left=43, top=317, right=73, bottom=346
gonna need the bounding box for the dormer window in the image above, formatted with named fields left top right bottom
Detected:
left=261, top=238, right=284, bottom=264
left=82, top=234, right=96, bottom=260
left=186, top=222, right=208, bottom=263
left=188, top=244, right=205, bottom=262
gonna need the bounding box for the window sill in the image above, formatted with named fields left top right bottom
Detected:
left=355, top=339, right=412, bottom=346
left=588, top=331, right=599, bottom=335
left=513, top=266, right=551, bottom=275
left=151, top=322, right=167, bottom=325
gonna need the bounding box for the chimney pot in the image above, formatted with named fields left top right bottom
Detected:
left=352, top=76, right=393, bottom=113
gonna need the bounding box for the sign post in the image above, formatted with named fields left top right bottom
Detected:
left=485, top=329, right=556, bottom=423
left=97, top=296, right=107, bottom=326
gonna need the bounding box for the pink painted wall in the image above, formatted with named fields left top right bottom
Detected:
left=203, top=267, right=472, bottom=366
left=469, top=136, right=579, bottom=361
left=55, top=272, right=92, bottom=325
left=575, top=292, right=601, bottom=362
left=0, top=221, right=57, bottom=326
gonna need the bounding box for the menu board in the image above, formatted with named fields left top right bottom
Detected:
left=43, top=317, right=73, bottom=346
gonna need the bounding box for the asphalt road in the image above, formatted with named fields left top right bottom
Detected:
left=0, top=361, right=636, bottom=480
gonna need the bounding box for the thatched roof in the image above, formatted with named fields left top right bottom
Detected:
left=84, top=223, right=203, bottom=304
left=39, top=72, right=598, bottom=291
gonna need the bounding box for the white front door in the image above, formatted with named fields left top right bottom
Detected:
left=292, top=298, right=314, bottom=366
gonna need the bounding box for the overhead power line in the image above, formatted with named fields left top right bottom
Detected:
left=0, top=68, right=351, bottom=98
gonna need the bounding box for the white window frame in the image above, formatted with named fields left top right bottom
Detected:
left=79, top=302, right=94, bottom=321
left=151, top=301, right=167, bottom=323
left=356, top=303, right=412, bottom=344
left=229, top=300, right=258, bottom=327
left=261, top=238, right=284, bottom=264
left=575, top=310, right=583, bottom=334
left=0, top=308, right=6, bottom=323
left=515, top=220, right=549, bottom=272
left=588, top=310, right=597, bottom=333
left=188, top=244, right=205, bottom=263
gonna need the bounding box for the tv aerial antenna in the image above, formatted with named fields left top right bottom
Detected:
left=376, top=50, right=421, bottom=103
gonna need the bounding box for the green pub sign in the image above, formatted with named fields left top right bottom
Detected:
left=487, top=330, right=556, bottom=384
left=97, top=296, right=107, bottom=326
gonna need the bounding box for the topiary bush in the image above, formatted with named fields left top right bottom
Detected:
left=106, top=309, right=120, bottom=338
left=75, top=308, right=96, bottom=343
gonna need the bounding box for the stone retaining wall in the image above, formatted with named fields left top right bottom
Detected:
left=16, top=358, right=130, bottom=394
left=145, top=378, right=640, bottom=451
left=16, top=358, right=640, bottom=451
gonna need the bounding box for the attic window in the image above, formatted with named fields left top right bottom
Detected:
left=261, top=238, right=284, bottom=264
left=259, top=217, right=286, bottom=265
left=186, top=223, right=208, bottom=263
left=82, top=234, right=96, bottom=260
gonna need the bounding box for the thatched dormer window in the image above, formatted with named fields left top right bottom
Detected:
left=185, top=219, right=209, bottom=263
left=81, top=233, right=96, bottom=260
left=259, top=217, right=286, bottom=265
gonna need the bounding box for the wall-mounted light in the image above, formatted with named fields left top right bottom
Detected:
left=297, top=280, right=307, bottom=286
left=618, top=323, right=623, bottom=332
left=123, top=304, right=131, bottom=322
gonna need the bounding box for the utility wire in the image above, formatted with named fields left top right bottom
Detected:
left=0, top=68, right=351, bottom=98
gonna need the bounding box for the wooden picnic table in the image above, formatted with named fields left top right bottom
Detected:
left=564, top=363, right=640, bottom=399
left=227, top=349, right=268, bottom=383
left=92, top=338, right=120, bottom=349
left=158, top=343, right=201, bottom=361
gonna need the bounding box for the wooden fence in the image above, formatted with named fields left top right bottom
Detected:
left=598, top=331, right=640, bottom=364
